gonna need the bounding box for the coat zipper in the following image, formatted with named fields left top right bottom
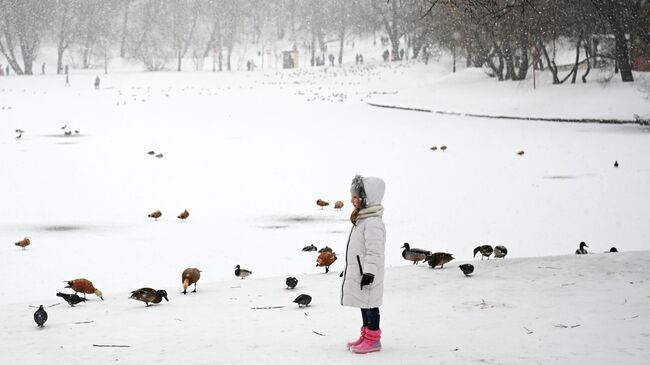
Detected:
left=340, top=225, right=355, bottom=305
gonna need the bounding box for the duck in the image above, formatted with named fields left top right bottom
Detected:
left=286, top=277, right=298, bottom=289
left=334, top=200, right=344, bottom=209
left=459, top=264, right=474, bottom=276
left=34, top=305, right=48, bottom=327
left=148, top=210, right=162, bottom=220
left=181, top=268, right=201, bottom=294
left=517, top=150, right=525, bottom=156
left=235, top=265, right=252, bottom=279
left=614, top=160, right=619, bottom=168
left=302, top=244, right=317, bottom=252
left=64, top=278, right=104, bottom=300
left=424, top=252, right=454, bottom=268
left=430, top=146, right=437, bottom=151
left=147, top=151, right=155, bottom=155
left=316, top=251, right=337, bottom=273
left=177, top=209, right=189, bottom=220
left=318, top=246, right=333, bottom=253
left=440, top=145, right=447, bottom=151
left=316, top=199, right=330, bottom=208
left=155, top=153, right=163, bottom=158
left=401, top=243, right=431, bottom=265
left=575, top=241, right=588, bottom=254
left=473, top=245, right=493, bottom=260
left=608, top=247, right=618, bottom=253
left=56, top=292, right=86, bottom=306
left=129, top=288, right=169, bottom=307
left=293, top=294, right=312, bottom=307
left=494, top=245, right=508, bottom=258
left=15, top=237, right=30, bottom=249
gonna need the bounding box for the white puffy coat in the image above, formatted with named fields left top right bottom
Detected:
left=341, top=176, right=386, bottom=308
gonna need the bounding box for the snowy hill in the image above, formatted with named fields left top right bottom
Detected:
left=1, top=251, right=649, bottom=364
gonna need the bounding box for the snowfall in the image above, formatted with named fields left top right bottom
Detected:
left=1, top=46, right=650, bottom=364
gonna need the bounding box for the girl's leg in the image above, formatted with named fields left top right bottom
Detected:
left=366, top=307, right=380, bottom=331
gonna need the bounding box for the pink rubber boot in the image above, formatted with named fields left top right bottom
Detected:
left=350, top=329, right=381, bottom=354
left=346, top=326, right=367, bottom=349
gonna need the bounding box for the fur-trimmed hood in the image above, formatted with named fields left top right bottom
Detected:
left=350, top=175, right=385, bottom=208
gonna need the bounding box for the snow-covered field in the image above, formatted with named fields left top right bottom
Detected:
left=1, top=59, right=649, bottom=363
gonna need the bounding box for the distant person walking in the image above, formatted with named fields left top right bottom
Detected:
left=341, top=174, right=386, bottom=354
left=41, top=63, right=46, bottom=75
left=65, top=64, right=69, bottom=75
left=94, top=75, right=100, bottom=89
left=6, top=64, right=10, bottom=76
left=382, top=50, right=389, bottom=62
left=65, top=74, right=70, bottom=87
left=328, top=53, right=335, bottom=66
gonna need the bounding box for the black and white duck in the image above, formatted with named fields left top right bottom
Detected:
left=459, top=264, right=474, bottom=276
left=293, top=294, right=312, bottom=307
left=129, top=288, right=169, bottom=307
left=473, top=245, right=493, bottom=260
left=401, top=243, right=431, bottom=265
left=494, top=245, right=508, bottom=259
left=235, top=265, right=252, bottom=279
left=575, top=242, right=588, bottom=255
left=424, top=252, right=454, bottom=268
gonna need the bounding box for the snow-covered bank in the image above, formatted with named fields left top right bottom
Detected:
left=1, top=251, right=649, bottom=364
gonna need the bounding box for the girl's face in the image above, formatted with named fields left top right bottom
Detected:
left=351, top=193, right=362, bottom=209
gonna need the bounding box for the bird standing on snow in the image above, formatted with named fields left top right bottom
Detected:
left=401, top=243, right=431, bottom=265
left=148, top=210, right=162, bottom=220
left=575, top=241, right=589, bottom=254
left=473, top=245, right=493, bottom=260
left=15, top=237, right=30, bottom=249
left=286, top=277, right=298, bottom=289
left=316, top=199, right=330, bottom=208
left=316, top=251, right=337, bottom=273
left=614, top=160, right=619, bottom=168
left=334, top=200, right=344, bottom=209
left=235, top=265, right=252, bottom=279
left=424, top=252, right=454, bottom=268
left=459, top=264, right=474, bottom=276
left=293, top=294, right=312, bottom=307
left=56, top=292, right=86, bottom=306
left=494, top=245, right=508, bottom=258
left=318, top=246, right=333, bottom=253
left=65, top=278, right=103, bottom=300
left=608, top=247, right=618, bottom=253
left=177, top=209, right=189, bottom=220
left=34, top=305, right=48, bottom=327
left=302, top=244, right=317, bottom=252
left=129, top=288, right=169, bottom=307
left=181, top=268, right=201, bottom=294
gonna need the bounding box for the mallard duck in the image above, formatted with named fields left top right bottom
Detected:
left=494, top=245, right=508, bottom=258
left=316, top=199, right=329, bottom=208
left=293, top=294, right=312, bottom=307
left=302, top=244, right=317, bottom=252
left=129, top=288, right=169, bottom=306
left=424, top=252, right=454, bottom=268
left=459, top=264, right=474, bottom=276
left=56, top=292, right=86, bottom=306
left=235, top=265, right=252, bottom=279
left=286, top=277, right=298, bottom=289
left=316, top=251, right=337, bottom=273
left=401, top=243, right=431, bottom=265
left=34, top=305, right=48, bottom=327
left=473, top=245, right=493, bottom=260
left=318, top=246, right=333, bottom=253
left=575, top=242, right=588, bottom=254
left=65, top=279, right=103, bottom=300
left=182, top=268, right=201, bottom=294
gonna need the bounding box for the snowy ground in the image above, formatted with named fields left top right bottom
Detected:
left=1, top=59, right=649, bottom=363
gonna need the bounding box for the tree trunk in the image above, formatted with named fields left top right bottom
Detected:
left=571, top=36, right=581, bottom=84
left=613, top=26, right=633, bottom=82
left=120, top=0, right=130, bottom=58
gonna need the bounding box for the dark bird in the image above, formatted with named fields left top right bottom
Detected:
left=16, top=132, right=22, bottom=139
left=440, top=145, right=447, bottom=151
left=316, top=199, right=330, bottom=208
left=60, top=124, right=67, bottom=130
left=614, top=160, right=619, bottom=168
left=56, top=292, right=86, bottom=306
left=129, top=288, right=169, bottom=307
left=575, top=241, right=588, bottom=255
left=293, top=294, right=312, bottom=307
left=316, top=251, right=337, bottom=273
left=177, top=209, right=190, bottom=220
left=318, top=246, right=333, bottom=253
left=15, top=237, right=30, bottom=249
left=235, top=265, right=252, bottom=279
left=302, top=244, right=317, bottom=252
left=147, top=151, right=155, bottom=155
left=334, top=200, right=344, bottom=209
left=517, top=150, right=525, bottom=156
left=34, top=305, right=48, bottom=327
left=65, top=278, right=103, bottom=300
left=424, top=252, right=454, bottom=268
left=608, top=247, right=618, bottom=253
left=286, top=277, right=298, bottom=289
left=494, top=245, right=508, bottom=258
left=401, top=243, right=431, bottom=265
left=430, top=146, right=437, bottom=151
left=459, top=264, right=474, bottom=276
left=15, top=129, right=24, bottom=133
left=148, top=210, right=162, bottom=220
left=74, top=130, right=79, bottom=134
left=64, top=130, right=72, bottom=136
left=473, top=245, right=493, bottom=260
left=155, top=153, right=163, bottom=158
left=182, top=268, right=201, bottom=294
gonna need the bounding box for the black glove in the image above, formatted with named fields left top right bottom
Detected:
left=360, top=273, right=375, bottom=290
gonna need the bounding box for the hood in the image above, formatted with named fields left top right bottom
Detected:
left=351, top=175, right=385, bottom=208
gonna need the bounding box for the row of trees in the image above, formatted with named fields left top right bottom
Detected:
left=0, top=0, right=647, bottom=82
